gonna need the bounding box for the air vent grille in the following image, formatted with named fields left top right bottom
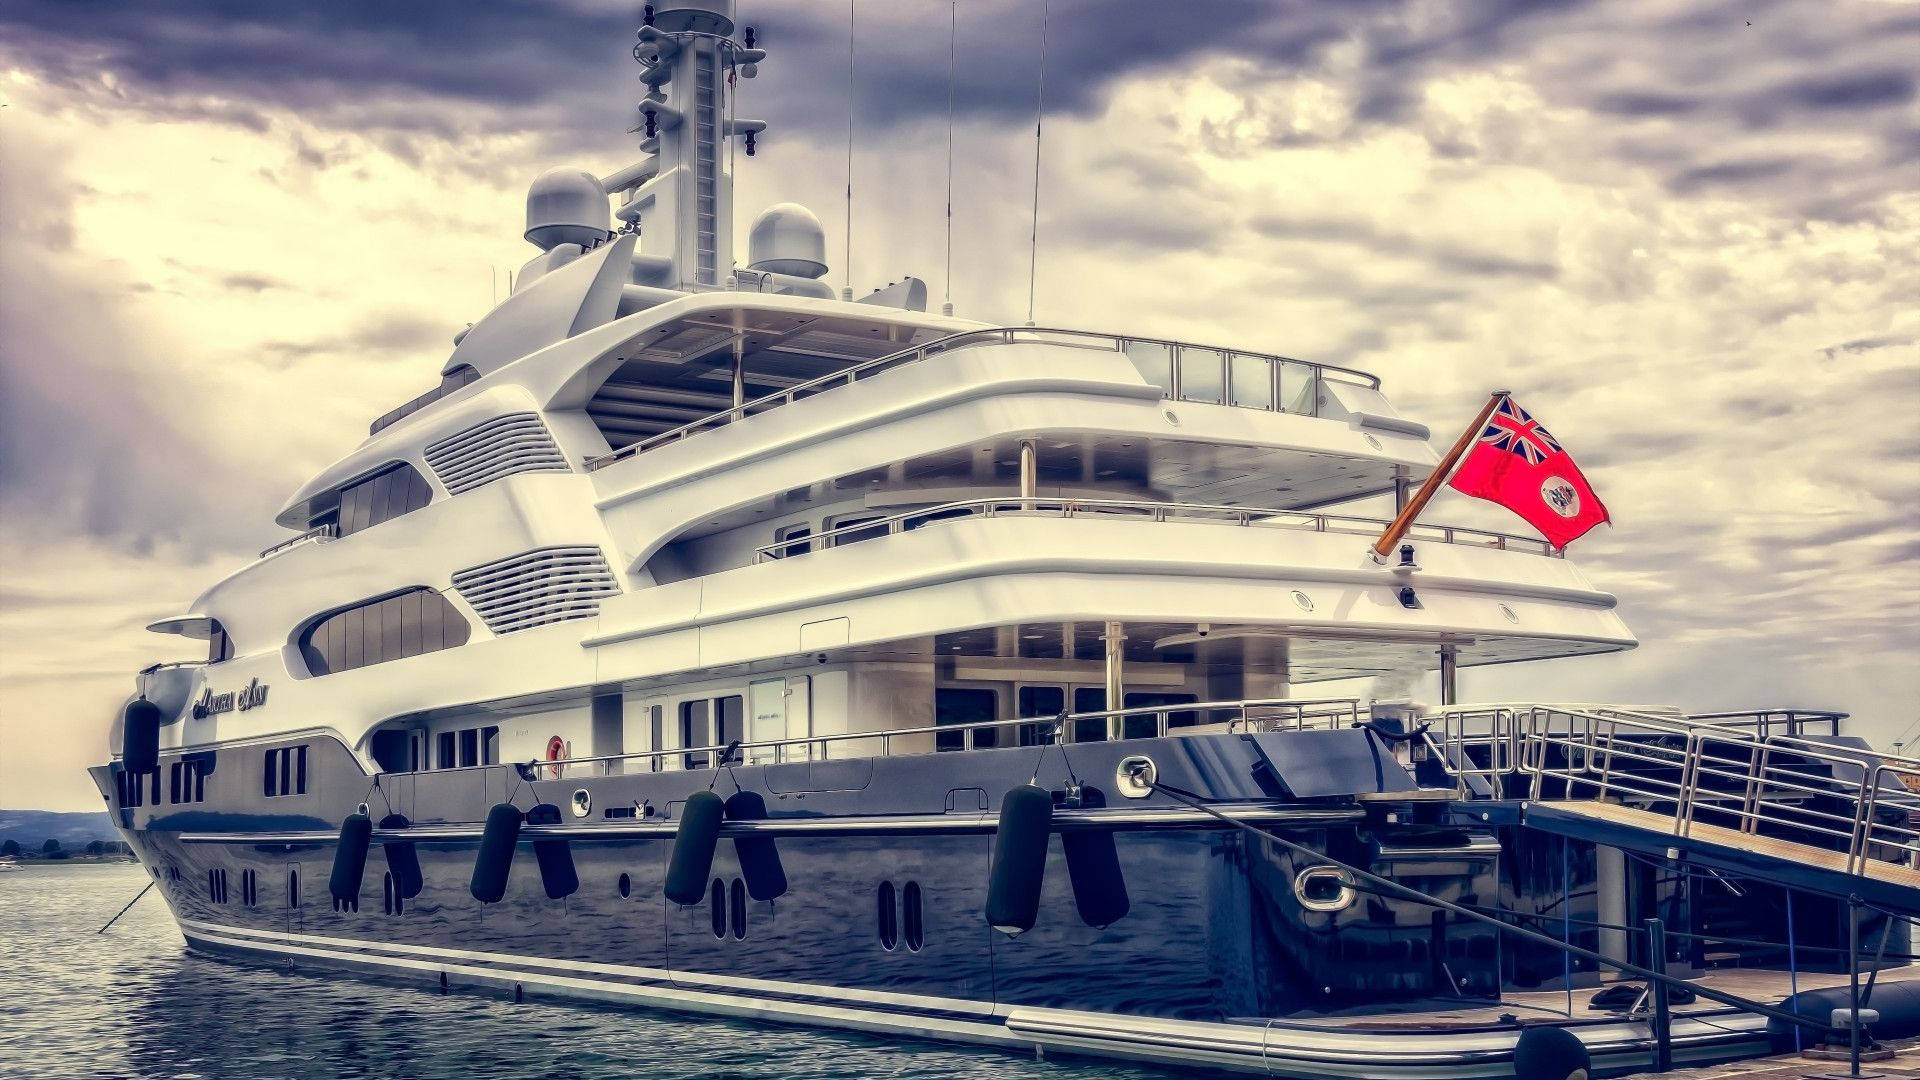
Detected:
left=452, top=546, right=621, bottom=635
left=424, top=413, right=569, bottom=495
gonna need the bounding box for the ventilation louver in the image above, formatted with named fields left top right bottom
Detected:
left=424, top=413, right=570, bottom=495
left=453, top=546, right=621, bottom=635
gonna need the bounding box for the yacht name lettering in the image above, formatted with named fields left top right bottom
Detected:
left=196, top=678, right=270, bottom=716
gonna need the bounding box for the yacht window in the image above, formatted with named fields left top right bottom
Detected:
left=902, top=881, right=924, bottom=952
left=1015, top=686, right=1064, bottom=747
left=710, top=878, right=726, bottom=939
left=207, top=621, right=234, bottom=664
left=298, top=587, right=468, bottom=677
left=432, top=725, right=497, bottom=770
left=333, top=462, right=433, bottom=539
left=877, top=881, right=898, bottom=950
left=1229, top=353, right=1274, bottom=410
left=648, top=705, right=664, bottom=772
left=935, top=688, right=998, bottom=752
left=1073, top=687, right=1109, bottom=743
left=827, top=513, right=889, bottom=548
left=771, top=523, right=812, bottom=559
left=1123, top=692, right=1200, bottom=737
left=264, top=746, right=310, bottom=797
left=287, top=869, right=300, bottom=909
left=729, top=878, right=747, bottom=941
left=1123, top=340, right=1174, bottom=396
left=1177, top=346, right=1226, bottom=404
left=716, top=695, right=744, bottom=755
left=681, top=699, right=711, bottom=770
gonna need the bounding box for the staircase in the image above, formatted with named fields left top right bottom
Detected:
left=1425, top=705, right=1920, bottom=915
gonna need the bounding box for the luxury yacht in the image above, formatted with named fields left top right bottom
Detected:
left=99, top=4, right=1920, bottom=1076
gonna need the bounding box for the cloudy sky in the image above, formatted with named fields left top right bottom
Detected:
left=2, top=0, right=1916, bottom=810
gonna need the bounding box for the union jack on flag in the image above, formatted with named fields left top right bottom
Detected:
left=1477, top=396, right=1563, bottom=466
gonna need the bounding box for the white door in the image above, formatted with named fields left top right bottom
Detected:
left=748, top=679, right=787, bottom=764
left=784, top=675, right=812, bottom=761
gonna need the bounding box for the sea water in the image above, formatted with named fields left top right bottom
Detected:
left=0, top=863, right=1171, bottom=1079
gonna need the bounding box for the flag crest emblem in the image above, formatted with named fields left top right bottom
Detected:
left=1448, top=395, right=1610, bottom=549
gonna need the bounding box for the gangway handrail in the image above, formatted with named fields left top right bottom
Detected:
left=584, top=325, right=1383, bottom=470
left=1426, top=702, right=1920, bottom=876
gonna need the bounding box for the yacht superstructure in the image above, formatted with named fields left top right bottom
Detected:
left=98, top=4, right=1920, bottom=1077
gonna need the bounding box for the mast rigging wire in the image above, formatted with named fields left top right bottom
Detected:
left=844, top=0, right=856, bottom=301
left=1025, top=0, right=1050, bottom=326
left=943, top=0, right=957, bottom=317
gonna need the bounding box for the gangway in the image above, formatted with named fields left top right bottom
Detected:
left=1426, top=704, right=1920, bottom=914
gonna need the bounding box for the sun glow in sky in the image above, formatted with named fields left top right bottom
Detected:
left=2, top=0, right=1916, bottom=809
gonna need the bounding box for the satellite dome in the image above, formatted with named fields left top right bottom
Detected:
left=747, top=203, right=828, bottom=279
left=525, top=167, right=611, bottom=251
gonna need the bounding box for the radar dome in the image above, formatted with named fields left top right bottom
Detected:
left=525, top=167, right=611, bottom=251
left=747, top=203, right=828, bottom=279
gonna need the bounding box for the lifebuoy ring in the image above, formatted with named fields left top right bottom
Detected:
left=545, top=736, right=567, bottom=780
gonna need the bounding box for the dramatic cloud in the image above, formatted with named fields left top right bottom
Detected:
left=1, top=0, right=1916, bottom=808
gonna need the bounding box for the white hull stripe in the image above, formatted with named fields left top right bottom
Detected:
left=175, top=918, right=1766, bottom=1079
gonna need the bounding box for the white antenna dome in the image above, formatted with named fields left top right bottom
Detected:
left=747, top=202, right=828, bottom=279
left=525, top=167, right=611, bottom=251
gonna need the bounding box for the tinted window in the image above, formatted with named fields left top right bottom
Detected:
left=1016, top=686, right=1063, bottom=747
left=680, top=700, right=711, bottom=770
left=207, top=622, right=234, bottom=664
left=1123, top=692, right=1200, bottom=737
left=299, top=588, right=468, bottom=676
left=935, top=688, right=997, bottom=752
left=1073, top=687, right=1109, bottom=743
left=716, top=695, right=744, bottom=755
left=333, top=463, right=433, bottom=538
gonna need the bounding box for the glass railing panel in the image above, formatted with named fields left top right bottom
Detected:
left=1229, top=352, right=1275, bottom=410
left=1123, top=339, right=1174, bottom=396
left=1279, top=360, right=1320, bottom=415
left=1177, top=346, right=1225, bottom=404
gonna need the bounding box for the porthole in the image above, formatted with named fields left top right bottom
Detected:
left=1499, top=603, right=1520, bottom=624
left=241, top=869, right=258, bottom=907
left=729, top=878, right=747, bottom=941
left=287, top=869, right=300, bottom=909
left=902, top=882, right=924, bottom=953
left=877, top=882, right=899, bottom=950
left=1291, top=590, right=1315, bottom=612
left=710, top=878, right=726, bottom=939
left=618, top=872, right=632, bottom=899
left=1363, top=433, right=1383, bottom=450
left=382, top=870, right=404, bottom=916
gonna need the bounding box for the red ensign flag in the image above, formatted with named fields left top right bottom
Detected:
left=1447, top=395, right=1610, bottom=549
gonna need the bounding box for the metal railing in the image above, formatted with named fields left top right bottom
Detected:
left=258, top=522, right=340, bottom=560
left=752, top=496, right=1562, bottom=562
left=584, top=326, right=1383, bottom=470
left=513, top=696, right=1366, bottom=778
left=1424, top=703, right=1918, bottom=876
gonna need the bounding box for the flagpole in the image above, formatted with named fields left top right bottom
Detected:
left=1369, top=389, right=1508, bottom=563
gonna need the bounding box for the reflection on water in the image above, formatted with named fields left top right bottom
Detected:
left=0, top=864, right=1174, bottom=1079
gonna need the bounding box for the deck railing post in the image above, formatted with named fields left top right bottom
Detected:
left=1646, top=917, right=1672, bottom=1072
left=1847, top=895, right=1863, bottom=1075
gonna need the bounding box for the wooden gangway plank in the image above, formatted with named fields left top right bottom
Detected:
left=1521, top=799, right=1920, bottom=910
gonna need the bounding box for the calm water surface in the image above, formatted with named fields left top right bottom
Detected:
left=0, top=864, right=1169, bottom=1079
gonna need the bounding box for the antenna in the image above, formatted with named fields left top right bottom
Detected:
left=1026, top=0, right=1050, bottom=327
left=943, top=0, right=957, bottom=318
left=843, top=0, right=856, bottom=302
